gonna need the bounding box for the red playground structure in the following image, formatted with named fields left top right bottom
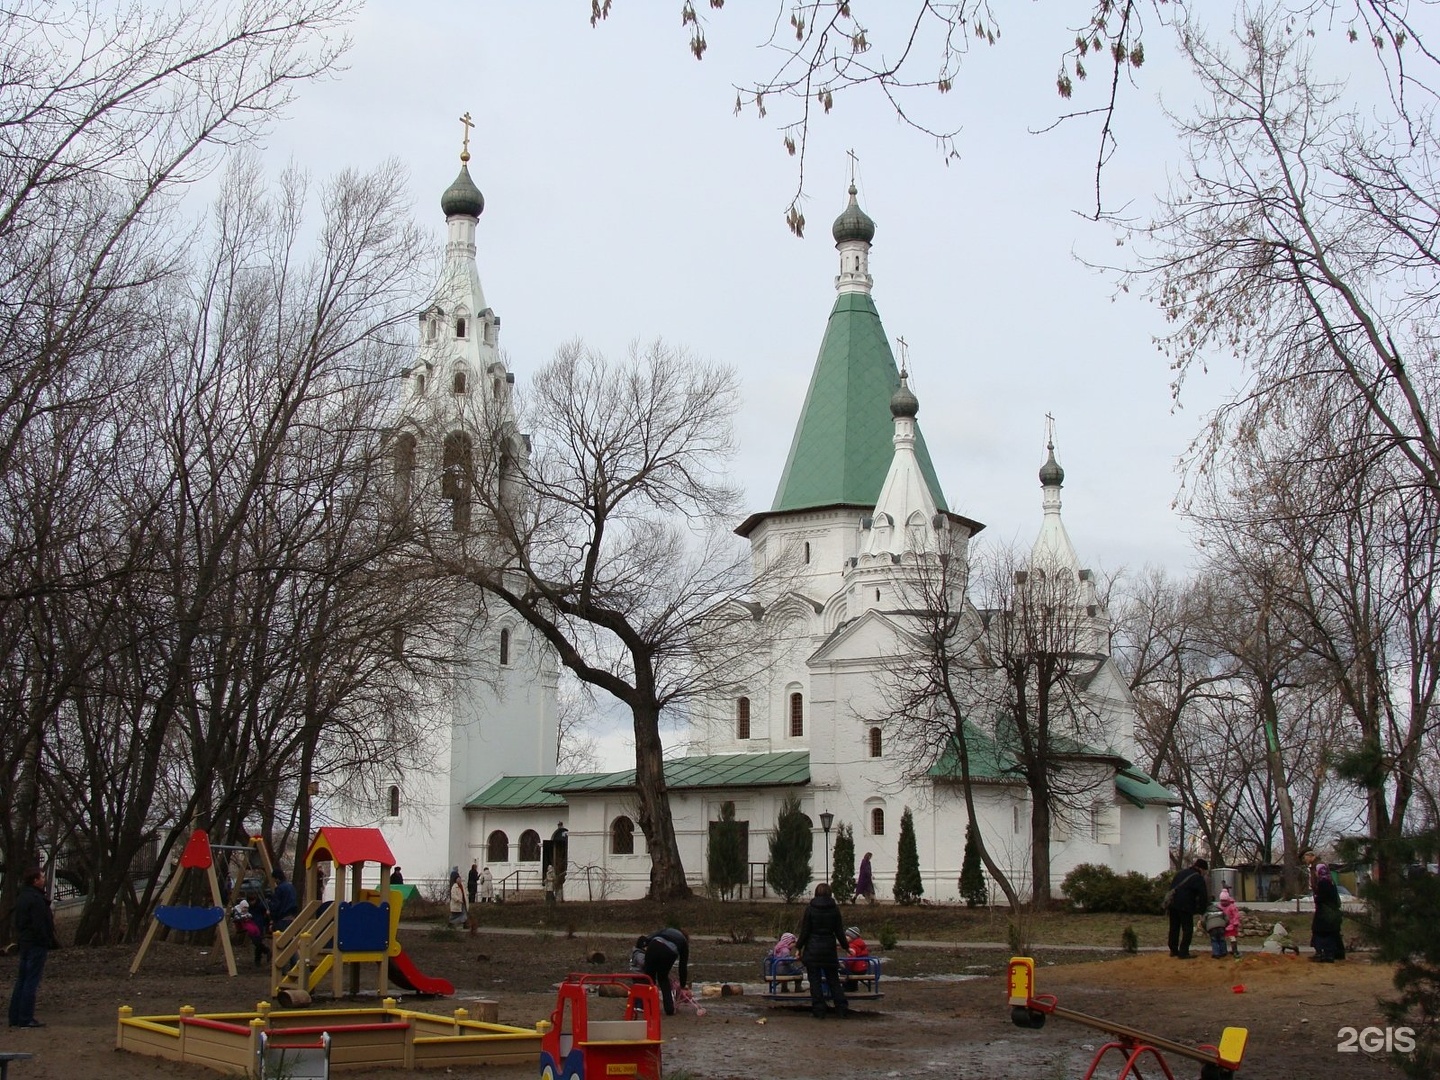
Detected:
left=1006, top=957, right=1248, bottom=1080
left=539, top=974, right=662, bottom=1080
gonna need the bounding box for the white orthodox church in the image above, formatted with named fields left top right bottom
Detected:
left=371, top=151, right=1176, bottom=902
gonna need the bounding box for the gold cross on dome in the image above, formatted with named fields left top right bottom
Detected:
left=459, top=111, right=474, bottom=162
left=846, top=148, right=859, bottom=184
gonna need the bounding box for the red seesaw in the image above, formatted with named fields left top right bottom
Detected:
left=1006, top=957, right=1248, bottom=1080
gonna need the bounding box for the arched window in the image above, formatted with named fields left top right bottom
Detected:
left=610, top=816, right=635, bottom=855
left=499, top=628, right=510, bottom=666
left=387, top=785, right=400, bottom=817
left=452, top=369, right=467, bottom=394
left=870, top=807, right=885, bottom=836
left=455, top=317, right=467, bottom=338
left=789, top=692, right=804, bottom=738
left=869, top=727, right=882, bottom=758
left=393, top=432, right=416, bottom=503
left=736, top=696, right=750, bottom=740
left=518, top=829, right=541, bottom=861
left=415, top=372, right=426, bottom=394
left=803, top=541, right=811, bottom=563
left=442, top=431, right=473, bottom=530
left=486, top=830, right=510, bottom=862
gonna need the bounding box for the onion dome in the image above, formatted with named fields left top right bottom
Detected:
left=891, top=371, right=919, bottom=418
left=832, top=183, right=876, bottom=244
left=1039, top=442, right=1065, bottom=487
left=441, top=164, right=484, bottom=219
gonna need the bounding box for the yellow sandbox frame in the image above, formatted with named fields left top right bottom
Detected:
left=116, top=1000, right=542, bottom=1078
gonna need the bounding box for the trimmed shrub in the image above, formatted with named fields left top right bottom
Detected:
left=1061, top=863, right=1167, bottom=914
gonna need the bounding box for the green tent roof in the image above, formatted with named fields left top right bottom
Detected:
left=771, top=291, right=948, bottom=513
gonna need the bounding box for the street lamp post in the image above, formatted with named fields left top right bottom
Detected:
left=820, top=811, right=835, bottom=885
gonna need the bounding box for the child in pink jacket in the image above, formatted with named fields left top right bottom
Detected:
left=1218, top=887, right=1241, bottom=958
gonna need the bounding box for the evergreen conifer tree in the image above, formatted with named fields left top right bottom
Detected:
left=960, top=822, right=987, bottom=907
left=894, top=807, right=924, bottom=905
left=766, top=794, right=814, bottom=902
left=707, top=800, right=747, bottom=900
left=831, top=822, right=856, bottom=901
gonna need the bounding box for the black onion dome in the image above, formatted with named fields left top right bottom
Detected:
left=1039, top=443, right=1065, bottom=487
left=441, top=164, right=484, bottom=218
left=891, top=372, right=919, bottom=418
left=832, top=183, right=876, bottom=244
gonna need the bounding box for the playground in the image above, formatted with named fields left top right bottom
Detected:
left=5, top=909, right=1405, bottom=1080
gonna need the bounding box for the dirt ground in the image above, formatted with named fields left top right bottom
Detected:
left=1, top=923, right=1407, bottom=1079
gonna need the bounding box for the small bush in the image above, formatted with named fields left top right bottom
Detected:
left=878, top=922, right=899, bottom=949
left=1007, top=917, right=1030, bottom=955
left=1061, top=863, right=1167, bottom=914
left=1121, top=925, right=1139, bottom=953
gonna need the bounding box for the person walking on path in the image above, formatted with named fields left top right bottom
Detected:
left=855, top=852, right=875, bottom=903
left=467, top=861, right=480, bottom=904
left=1166, top=858, right=1209, bottom=959
left=8, top=868, right=59, bottom=1028
left=796, top=882, right=849, bottom=1019
left=447, top=870, right=468, bottom=928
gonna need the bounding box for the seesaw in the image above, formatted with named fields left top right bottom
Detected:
left=1006, top=957, right=1248, bottom=1080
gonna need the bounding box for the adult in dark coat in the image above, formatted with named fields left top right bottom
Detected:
left=269, top=869, right=299, bottom=932
left=796, top=882, right=849, bottom=1018
left=466, top=861, right=480, bottom=904
left=637, top=927, right=689, bottom=1016
left=1166, top=858, right=1210, bottom=959
left=1310, top=863, right=1344, bottom=962
left=7, top=868, right=59, bottom=1028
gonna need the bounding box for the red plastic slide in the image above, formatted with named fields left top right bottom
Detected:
left=388, top=949, right=454, bottom=996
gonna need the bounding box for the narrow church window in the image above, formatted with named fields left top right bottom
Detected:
left=415, top=373, right=426, bottom=394
left=456, top=317, right=467, bottom=338
left=519, top=830, right=541, bottom=861
left=386, top=785, right=400, bottom=817
left=487, top=830, right=510, bottom=862
left=393, top=432, right=416, bottom=504
left=1013, top=805, right=1022, bottom=834
left=789, top=692, right=804, bottom=737
left=875, top=589, right=880, bottom=602
left=442, top=431, right=473, bottom=530
left=870, top=807, right=885, bottom=836
left=493, top=378, right=502, bottom=399
left=610, top=816, right=635, bottom=855
left=736, top=696, right=750, bottom=740
left=499, top=628, right=510, bottom=666
left=390, top=627, right=405, bottom=659
left=453, top=369, right=467, bottom=394
left=803, top=541, right=811, bottom=563
left=1156, top=821, right=1162, bottom=846
left=869, top=727, right=882, bottom=758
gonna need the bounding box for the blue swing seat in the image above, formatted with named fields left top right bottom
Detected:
left=155, top=905, right=227, bottom=932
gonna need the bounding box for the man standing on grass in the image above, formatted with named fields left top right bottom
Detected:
left=8, top=868, right=59, bottom=1028
left=1166, top=858, right=1209, bottom=959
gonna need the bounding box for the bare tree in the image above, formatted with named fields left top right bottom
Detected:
left=428, top=339, right=756, bottom=902
left=590, top=2, right=1433, bottom=227
left=556, top=677, right=604, bottom=775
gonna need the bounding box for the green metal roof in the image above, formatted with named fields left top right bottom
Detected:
left=1116, top=767, right=1182, bottom=807
left=927, top=723, right=1025, bottom=782
left=465, top=773, right=598, bottom=810
left=771, top=291, right=948, bottom=513
left=547, top=750, right=811, bottom=794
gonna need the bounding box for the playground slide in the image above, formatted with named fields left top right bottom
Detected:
left=389, top=949, right=454, bottom=996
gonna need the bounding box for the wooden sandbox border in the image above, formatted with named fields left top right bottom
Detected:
left=116, top=1000, right=543, bottom=1078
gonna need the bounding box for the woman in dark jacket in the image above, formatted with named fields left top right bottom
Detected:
left=796, top=883, right=849, bottom=1019
left=1310, top=863, right=1344, bottom=962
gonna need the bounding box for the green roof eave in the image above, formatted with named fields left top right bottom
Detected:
left=465, top=772, right=599, bottom=810
left=543, top=750, right=810, bottom=795
left=771, top=292, right=948, bottom=514
left=927, top=723, right=1024, bottom=782
left=1116, top=767, right=1182, bottom=808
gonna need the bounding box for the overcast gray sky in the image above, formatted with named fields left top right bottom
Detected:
left=259, top=4, right=1245, bottom=563
left=254, top=3, right=1257, bottom=767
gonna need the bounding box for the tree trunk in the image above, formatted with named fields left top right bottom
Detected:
left=1029, top=793, right=1053, bottom=907
left=630, top=699, right=690, bottom=901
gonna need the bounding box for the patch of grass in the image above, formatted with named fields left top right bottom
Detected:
left=449, top=897, right=1172, bottom=949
